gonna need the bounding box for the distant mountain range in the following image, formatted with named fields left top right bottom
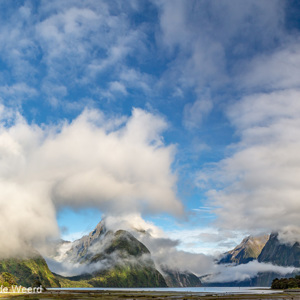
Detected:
left=0, top=220, right=201, bottom=288
left=219, top=232, right=300, bottom=269
left=214, top=233, right=300, bottom=287
left=2, top=222, right=300, bottom=288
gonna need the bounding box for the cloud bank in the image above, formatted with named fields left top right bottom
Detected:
left=0, top=106, right=183, bottom=257
left=198, top=88, right=300, bottom=243
left=205, top=261, right=298, bottom=283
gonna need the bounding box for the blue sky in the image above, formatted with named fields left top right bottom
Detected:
left=1, top=0, right=300, bottom=255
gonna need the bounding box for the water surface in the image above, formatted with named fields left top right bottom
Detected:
left=49, top=287, right=282, bottom=295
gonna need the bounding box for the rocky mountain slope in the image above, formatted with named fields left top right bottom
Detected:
left=52, top=221, right=167, bottom=287
left=161, top=267, right=202, bottom=287
left=219, top=235, right=269, bottom=265
left=258, top=233, right=300, bottom=267
left=210, top=233, right=300, bottom=287
left=0, top=219, right=202, bottom=288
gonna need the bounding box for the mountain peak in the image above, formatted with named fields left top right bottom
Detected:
left=258, top=232, right=300, bottom=267
left=52, top=220, right=167, bottom=287
left=219, top=234, right=269, bottom=265
left=89, top=220, right=107, bottom=239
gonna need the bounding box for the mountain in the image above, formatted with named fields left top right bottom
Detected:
left=161, top=267, right=202, bottom=287
left=63, top=222, right=151, bottom=264
left=219, top=235, right=269, bottom=265
left=51, top=220, right=202, bottom=287
left=210, top=233, right=300, bottom=287
left=258, top=232, right=300, bottom=267
left=53, top=221, right=167, bottom=287
left=0, top=249, right=60, bottom=288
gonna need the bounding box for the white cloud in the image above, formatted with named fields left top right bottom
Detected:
left=183, top=98, right=213, bottom=129
left=119, top=68, right=152, bottom=94
left=0, top=1, right=155, bottom=109
left=103, top=214, right=165, bottom=238
left=238, top=41, right=300, bottom=91
left=109, top=81, right=128, bottom=95
left=156, top=0, right=285, bottom=93
left=0, top=83, right=37, bottom=105
left=165, top=227, right=243, bottom=256
left=206, top=261, right=298, bottom=283
left=199, top=89, right=300, bottom=243
left=62, top=230, right=90, bottom=242
left=0, top=106, right=183, bottom=257
left=0, top=0, right=288, bottom=112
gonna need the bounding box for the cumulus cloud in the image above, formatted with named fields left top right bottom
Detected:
left=198, top=88, right=300, bottom=243
left=103, top=214, right=165, bottom=238
left=0, top=106, right=183, bottom=257
left=185, top=1, right=300, bottom=246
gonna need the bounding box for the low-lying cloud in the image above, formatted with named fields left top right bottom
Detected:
left=0, top=106, right=183, bottom=257
left=98, top=215, right=215, bottom=277
left=46, top=215, right=298, bottom=283
left=205, top=261, right=299, bottom=283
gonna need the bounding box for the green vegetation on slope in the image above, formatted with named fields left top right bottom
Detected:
left=0, top=256, right=60, bottom=288
left=59, top=264, right=167, bottom=288
left=55, top=226, right=167, bottom=288
left=54, top=273, right=93, bottom=288
left=89, top=264, right=167, bottom=287
left=0, top=272, right=17, bottom=288
left=104, top=230, right=150, bottom=256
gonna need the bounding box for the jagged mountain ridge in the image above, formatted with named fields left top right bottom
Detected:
left=0, top=219, right=202, bottom=288
left=64, top=221, right=151, bottom=264
left=211, top=233, right=300, bottom=287
left=219, top=235, right=269, bottom=265
left=258, top=232, right=300, bottom=267
left=54, top=221, right=167, bottom=287
left=52, top=220, right=202, bottom=287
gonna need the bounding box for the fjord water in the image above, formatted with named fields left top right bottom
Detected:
left=49, top=287, right=282, bottom=295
